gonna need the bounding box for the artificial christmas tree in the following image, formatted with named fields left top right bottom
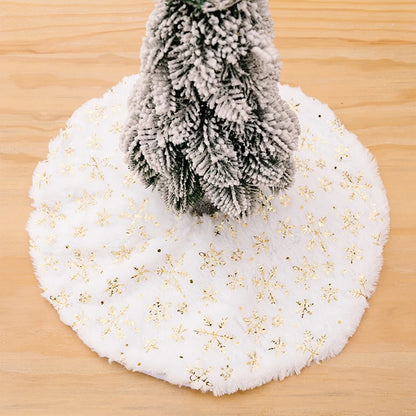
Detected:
left=120, top=0, right=300, bottom=218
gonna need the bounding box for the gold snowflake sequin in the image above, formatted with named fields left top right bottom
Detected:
left=73, top=225, right=87, bottom=238
left=301, top=213, right=336, bottom=252
left=296, top=299, right=314, bottom=318
left=157, top=254, right=188, bottom=294
left=194, top=317, right=234, bottom=353
left=147, top=298, right=171, bottom=327
left=96, top=209, right=111, bottom=227
left=318, top=176, right=333, bottom=192
left=345, top=244, right=363, bottom=264
left=131, top=265, right=149, bottom=283
left=111, top=245, right=133, bottom=263
left=268, top=338, right=286, bottom=356
left=49, top=289, right=71, bottom=310
left=144, top=338, right=159, bottom=352
left=76, top=189, right=97, bottom=211
left=254, top=191, right=277, bottom=222
left=98, top=305, right=132, bottom=339
left=246, top=351, right=261, bottom=372
left=212, top=213, right=237, bottom=238
left=334, top=143, right=350, bottom=160
left=227, top=272, right=245, bottom=289
left=106, top=277, right=124, bottom=297
left=199, top=243, right=226, bottom=276
left=279, top=193, right=291, bottom=207
left=43, top=255, right=59, bottom=271
left=72, top=312, right=89, bottom=329
left=298, top=185, right=315, bottom=202
left=252, top=266, right=285, bottom=304
left=79, top=292, right=92, bottom=304
left=244, top=310, right=267, bottom=342
left=350, top=275, right=369, bottom=299
left=187, top=362, right=212, bottom=388
left=340, top=170, right=372, bottom=201
left=231, top=248, right=243, bottom=262
left=296, top=330, right=327, bottom=362
left=38, top=202, right=66, bottom=228
left=201, top=286, right=218, bottom=305
left=295, top=156, right=313, bottom=178
left=341, top=208, right=364, bottom=235
left=253, top=232, right=269, bottom=254
left=220, top=365, right=233, bottom=380
left=277, top=217, right=295, bottom=239
left=172, top=324, right=187, bottom=342
left=87, top=133, right=102, bottom=149
left=87, top=104, right=108, bottom=124
left=66, top=250, right=102, bottom=282
left=321, top=283, right=339, bottom=303
left=293, top=257, right=319, bottom=290
left=34, top=171, right=50, bottom=189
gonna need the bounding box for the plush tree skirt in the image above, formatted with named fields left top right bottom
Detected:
left=27, top=74, right=389, bottom=396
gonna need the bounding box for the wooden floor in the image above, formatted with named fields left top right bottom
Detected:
left=1, top=1, right=415, bottom=415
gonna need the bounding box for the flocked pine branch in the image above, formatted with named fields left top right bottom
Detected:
left=120, top=0, right=300, bottom=219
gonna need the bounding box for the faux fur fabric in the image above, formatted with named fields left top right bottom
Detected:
left=27, top=74, right=389, bottom=396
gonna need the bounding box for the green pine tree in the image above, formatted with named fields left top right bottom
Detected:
left=120, top=0, right=300, bottom=219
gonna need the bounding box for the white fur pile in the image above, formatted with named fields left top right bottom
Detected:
left=27, top=74, right=389, bottom=395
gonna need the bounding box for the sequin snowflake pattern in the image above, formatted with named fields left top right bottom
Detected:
left=27, top=75, right=389, bottom=396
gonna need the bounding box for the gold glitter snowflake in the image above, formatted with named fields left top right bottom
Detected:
left=252, top=266, right=285, bottom=304
left=106, top=277, right=124, bottom=297
left=96, top=209, right=111, bottom=227
left=350, top=275, right=369, bottom=299
left=296, top=299, right=314, bottom=318
left=254, top=191, right=277, bottom=222
left=194, top=317, right=234, bottom=353
left=277, top=217, right=295, bottom=239
left=301, top=213, right=336, bottom=252
left=246, top=351, right=261, bottom=372
left=293, top=256, right=319, bottom=290
left=227, top=272, right=245, bottom=289
left=66, top=250, right=102, bottom=282
left=253, top=232, right=269, bottom=254
left=157, top=254, right=189, bottom=295
left=220, top=364, right=234, bottom=381
left=131, top=265, right=149, bottom=283
left=298, top=185, right=315, bottom=202
left=268, top=337, right=286, bottom=356
left=345, top=244, right=363, bottom=264
left=321, top=283, right=339, bottom=303
left=231, top=248, right=243, bottom=262
left=171, top=324, right=187, bottom=342
left=296, top=330, right=327, bottom=362
left=201, top=286, right=218, bottom=305
left=111, top=245, right=133, bottom=263
left=199, top=243, right=226, bottom=276
left=187, top=362, right=213, bottom=387
left=243, top=310, right=267, bottom=342
left=49, top=289, right=71, bottom=311
left=341, top=208, right=364, bottom=235
left=147, top=298, right=171, bottom=327
left=144, top=338, right=159, bottom=352
left=318, top=176, right=333, bottom=192
left=340, top=170, right=372, bottom=201
left=98, top=305, right=133, bottom=339
left=38, top=202, right=66, bottom=229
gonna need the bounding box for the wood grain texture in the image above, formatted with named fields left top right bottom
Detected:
left=0, top=1, right=415, bottom=415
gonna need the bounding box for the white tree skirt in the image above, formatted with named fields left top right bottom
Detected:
left=27, top=74, right=389, bottom=396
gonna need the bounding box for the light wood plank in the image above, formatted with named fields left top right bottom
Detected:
left=1, top=1, right=415, bottom=415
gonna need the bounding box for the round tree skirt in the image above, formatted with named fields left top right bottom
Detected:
left=27, top=74, right=389, bottom=396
